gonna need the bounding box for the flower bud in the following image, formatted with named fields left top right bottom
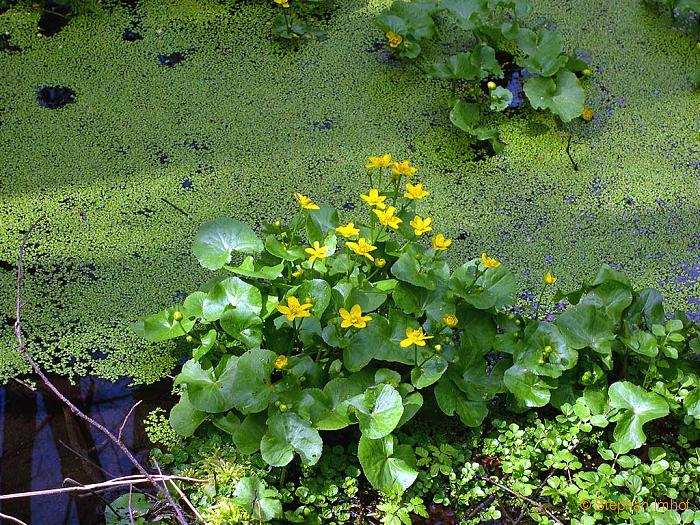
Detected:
left=487, top=81, right=497, bottom=90
left=274, top=355, right=289, bottom=370
left=185, top=335, right=194, bottom=343
left=543, top=345, right=553, bottom=355
left=434, top=344, right=442, bottom=352
left=375, top=258, right=386, bottom=268
left=279, top=404, right=288, bottom=412
left=173, top=311, right=183, bottom=321
left=582, top=68, right=592, bottom=77
left=443, top=314, right=458, bottom=328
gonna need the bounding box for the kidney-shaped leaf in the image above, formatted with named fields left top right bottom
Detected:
left=608, top=381, right=669, bottom=452
left=260, top=412, right=323, bottom=467
left=193, top=218, right=263, bottom=270
left=351, top=384, right=405, bottom=439
left=358, top=435, right=418, bottom=496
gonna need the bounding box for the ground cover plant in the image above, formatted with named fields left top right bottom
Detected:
left=133, top=156, right=700, bottom=522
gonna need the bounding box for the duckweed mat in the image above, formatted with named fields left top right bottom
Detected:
left=1, top=0, right=698, bottom=382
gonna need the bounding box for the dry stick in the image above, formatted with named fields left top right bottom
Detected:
left=480, top=476, right=564, bottom=525
left=0, top=476, right=204, bottom=501
left=118, top=400, right=142, bottom=443
left=128, top=485, right=136, bottom=525
left=63, top=478, right=122, bottom=519
left=167, top=479, right=209, bottom=525
left=0, top=511, right=29, bottom=525
left=464, top=493, right=497, bottom=520
left=12, top=218, right=189, bottom=525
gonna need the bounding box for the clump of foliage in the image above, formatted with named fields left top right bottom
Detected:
left=375, top=0, right=592, bottom=151
left=135, top=155, right=700, bottom=504
left=270, top=0, right=330, bottom=44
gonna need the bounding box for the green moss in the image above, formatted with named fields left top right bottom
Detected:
left=0, top=0, right=698, bottom=382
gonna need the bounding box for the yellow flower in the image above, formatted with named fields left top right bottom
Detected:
left=373, top=206, right=402, bottom=229
left=385, top=32, right=402, bottom=48
left=305, top=241, right=328, bottom=263
left=347, top=238, right=377, bottom=261
left=292, top=268, right=304, bottom=278
left=392, top=160, right=417, bottom=177
left=336, top=222, right=360, bottom=238
left=582, top=106, right=594, bottom=122
left=293, top=192, right=320, bottom=210
left=400, top=327, right=433, bottom=347
left=375, top=258, right=386, bottom=268
left=432, top=234, right=452, bottom=251
left=404, top=182, right=429, bottom=200
left=366, top=154, right=393, bottom=169
left=410, top=215, right=433, bottom=236
left=276, top=296, right=313, bottom=321
left=339, top=304, right=372, bottom=329
left=544, top=271, right=557, bottom=285
left=274, top=0, right=290, bottom=6
left=360, top=188, right=387, bottom=209
left=481, top=252, right=501, bottom=269
left=443, top=314, right=458, bottom=328
left=274, top=355, right=289, bottom=369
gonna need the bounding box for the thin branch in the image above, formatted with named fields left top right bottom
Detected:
left=152, top=457, right=192, bottom=525
left=0, top=512, right=29, bottom=525
left=118, top=400, right=142, bottom=443
left=0, top=475, right=205, bottom=501
left=566, top=133, right=579, bottom=171
left=480, top=476, right=564, bottom=525
left=167, top=479, right=210, bottom=525
left=11, top=377, right=36, bottom=392
left=12, top=217, right=189, bottom=525
left=128, top=485, right=136, bottom=525
left=59, top=439, right=117, bottom=479
left=63, top=478, right=122, bottom=518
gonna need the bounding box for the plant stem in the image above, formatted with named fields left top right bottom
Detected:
left=566, top=133, right=579, bottom=171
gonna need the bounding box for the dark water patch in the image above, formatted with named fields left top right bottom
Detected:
left=312, top=118, right=332, bottom=130
left=38, top=1, right=72, bottom=37
left=158, top=151, right=169, bottom=164
left=122, top=29, right=142, bottom=41
left=181, top=178, right=193, bottom=189
left=37, top=86, right=76, bottom=109
left=157, top=50, right=188, bottom=68
left=0, top=32, right=22, bottom=53
left=342, top=202, right=355, bottom=211
left=0, top=376, right=175, bottom=525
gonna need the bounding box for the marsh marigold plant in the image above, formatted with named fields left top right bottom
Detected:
left=135, top=154, right=700, bottom=504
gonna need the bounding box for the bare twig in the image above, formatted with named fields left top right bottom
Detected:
left=167, top=479, right=209, bottom=525
left=128, top=485, right=136, bottom=525
left=63, top=478, right=122, bottom=518
left=59, top=439, right=116, bottom=478
left=464, top=493, right=497, bottom=520
left=160, top=198, right=191, bottom=218
left=0, top=475, right=205, bottom=501
left=152, top=457, right=192, bottom=525
left=118, top=400, right=142, bottom=443
left=12, top=218, right=189, bottom=525
left=481, top=476, right=564, bottom=525
left=11, top=377, right=36, bottom=392
left=566, top=133, right=579, bottom=171
left=0, top=512, right=29, bottom=525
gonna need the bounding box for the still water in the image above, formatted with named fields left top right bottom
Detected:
left=0, top=376, right=174, bottom=525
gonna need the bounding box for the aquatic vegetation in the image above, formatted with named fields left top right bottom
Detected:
left=376, top=0, right=590, bottom=151
left=1, top=0, right=699, bottom=385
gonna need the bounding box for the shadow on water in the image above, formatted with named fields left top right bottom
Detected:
left=0, top=376, right=175, bottom=525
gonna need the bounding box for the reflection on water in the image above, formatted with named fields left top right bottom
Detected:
left=0, top=376, right=174, bottom=525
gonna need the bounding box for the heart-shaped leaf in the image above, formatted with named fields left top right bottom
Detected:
left=193, top=218, right=263, bottom=270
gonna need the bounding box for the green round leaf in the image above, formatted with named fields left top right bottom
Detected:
left=193, top=218, right=263, bottom=270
